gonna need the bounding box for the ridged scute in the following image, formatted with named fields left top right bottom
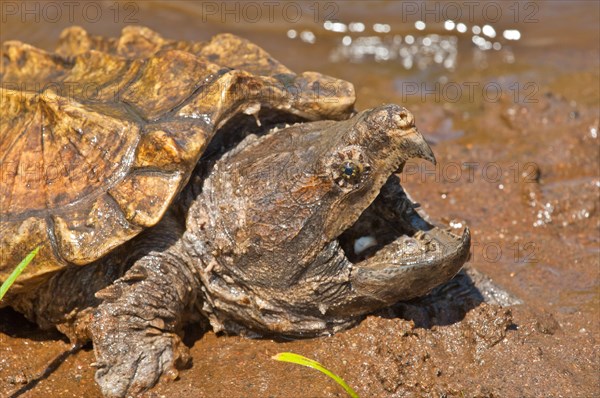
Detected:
left=0, top=26, right=355, bottom=296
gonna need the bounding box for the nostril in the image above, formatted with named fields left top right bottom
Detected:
left=392, top=108, right=415, bottom=129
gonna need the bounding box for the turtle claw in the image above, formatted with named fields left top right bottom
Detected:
left=91, top=307, right=190, bottom=398
left=89, top=243, right=196, bottom=397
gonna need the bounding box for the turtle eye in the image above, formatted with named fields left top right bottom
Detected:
left=341, top=161, right=360, bottom=180
left=330, top=147, right=370, bottom=188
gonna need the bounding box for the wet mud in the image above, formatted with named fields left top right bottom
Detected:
left=1, top=1, right=598, bottom=397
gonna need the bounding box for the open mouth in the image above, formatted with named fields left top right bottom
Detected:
left=339, top=173, right=469, bottom=264
left=336, top=172, right=470, bottom=304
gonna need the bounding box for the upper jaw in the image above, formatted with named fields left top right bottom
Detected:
left=323, top=104, right=437, bottom=241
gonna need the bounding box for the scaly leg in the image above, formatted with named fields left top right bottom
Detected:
left=90, top=217, right=201, bottom=397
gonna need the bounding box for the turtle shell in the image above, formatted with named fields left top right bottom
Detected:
left=0, top=26, right=355, bottom=295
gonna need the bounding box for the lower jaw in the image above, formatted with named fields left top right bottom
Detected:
left=334, top=174, right=471, bottom=308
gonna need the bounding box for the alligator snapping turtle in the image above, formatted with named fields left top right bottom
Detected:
left=0, top=27, right=470, bottom=396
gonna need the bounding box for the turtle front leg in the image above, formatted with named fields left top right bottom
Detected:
left=90, top=229, right=200, bottom=397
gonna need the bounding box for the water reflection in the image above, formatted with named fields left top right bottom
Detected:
left=332, top=33, right=458, bottom=70
left=287, top=18, right=521, bottom=72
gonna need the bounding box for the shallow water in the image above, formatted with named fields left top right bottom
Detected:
left=1, top=1, right=599, bottom=397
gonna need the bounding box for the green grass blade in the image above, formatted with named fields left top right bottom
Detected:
left=0, top=247, right=39, bottom=301
left=272, top=352, right=359, bottom=398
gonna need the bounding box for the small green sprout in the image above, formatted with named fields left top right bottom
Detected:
left=272, top=352, right=359, bottom=398
left=0, top=247, right=39, bottom=301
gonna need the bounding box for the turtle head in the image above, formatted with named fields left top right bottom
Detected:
left=186, top=104, right=470, bottom=336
